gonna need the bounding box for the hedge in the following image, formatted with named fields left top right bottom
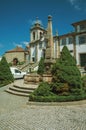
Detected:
left=29, top=93, right=86, bottom=102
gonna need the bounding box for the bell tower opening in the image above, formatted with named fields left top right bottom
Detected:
left=30, top=17, right=46, bottom=42
left=33, top=32, right=35, bottom=40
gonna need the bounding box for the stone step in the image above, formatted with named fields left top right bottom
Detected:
left=5, top=80, right=38, bottom=97
left=9, top=86, right=33, bottom=94
left=5, top=79, right=38, bottom=97
left=5, top=89, right=29, bottom=97
left=13, top=84, right=37, bottom=90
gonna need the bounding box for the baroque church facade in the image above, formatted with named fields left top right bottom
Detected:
left=28, top=16, right=86, bottom=68
left=4, top=15, right=86, bottom=70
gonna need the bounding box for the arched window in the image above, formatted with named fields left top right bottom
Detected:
left=33, top=32, right=35, bottom=40
left=40, top=32, right=43, bottom=39
left=42, top=49, right=46, bottom=58
left=13, top=58, right=18, bottom=65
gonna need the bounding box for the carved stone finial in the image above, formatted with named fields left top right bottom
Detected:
left=56, top=30, right=58, bottom=36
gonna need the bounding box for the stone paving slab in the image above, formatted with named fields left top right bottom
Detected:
left=0, top=80, right=86, bottom=130
left=0, top=104, right=86, bottom=130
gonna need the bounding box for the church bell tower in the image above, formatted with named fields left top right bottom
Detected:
left=30, top=17, right=45, bottom=42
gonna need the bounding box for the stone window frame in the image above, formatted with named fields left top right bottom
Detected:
left=79, top=35, right=86, bottom=45
left=80, top=24, right=86, bottom=32
left=68, top=36, right=73, bottom=44
left=61, top=38, right=66, bottom=45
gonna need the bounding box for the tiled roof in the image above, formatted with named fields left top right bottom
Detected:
left=6, top=46, right=25, bottom=53
left=72, top=20, right=86, bottom=26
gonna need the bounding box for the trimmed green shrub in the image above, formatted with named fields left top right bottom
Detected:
left=29, top=93, right=86, bottom=102
left=29, top=46, right=85, bottom=102
left=82, top=75, right=86, bottom=86
left=52, top=46, right=83, bottom=95
left=50, top=82, right=69, bottom=95
left=33, top=82, right=53, bottom=96
left=18, top=61, right=25, bottom=65
left=0, top=56, right=14, bottom=87
left=82, top=75, right=86, bottom=92
left=8, top=62, right=12, bottom=66
left=37, top=57, right=45, bottom=75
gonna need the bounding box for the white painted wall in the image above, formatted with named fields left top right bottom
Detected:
left=76, top=44, right=86, bottom=65
left=0, top=57, right=2, bottom=61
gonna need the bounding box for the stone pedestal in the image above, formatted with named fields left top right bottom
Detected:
left=24, top=73, right=52, bottom=84
left=24, top=16, right=55, bottom=85
left=24, top=74, right=40, bottom=84
left=42, top=74, right=52, bottom=83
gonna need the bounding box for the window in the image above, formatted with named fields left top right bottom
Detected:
left=33, top=32, right=35, bottom=40
left=13, top=58, right=18, bottom=65
left=43, top=42, right=46, bottom=49
left=79, top=35, right=86, bottom=45
left=80, top=24, right=86, bottom=31
left=32, top=57, right=35, bottom=62
left=42, top=49, right=46, bottom=58
left=32, top=45, right=34, bottom=48
left=80, top=53, right=86, bottom=66
left=40, top=32, right=43, bottom=39
left=62, top=38, right=66, bottom=45
left=69, top=37, right=73, bottom=44
left=15, top=69, right=21, bottom=73
left=39, top=42, right=42, bottom=49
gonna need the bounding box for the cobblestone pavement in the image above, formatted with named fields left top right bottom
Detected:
left=0, top=80, right=86, bottom=130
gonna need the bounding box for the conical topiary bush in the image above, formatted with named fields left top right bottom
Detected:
left=52, top=46, right=83, bottom=95
left=0, top=56, right=14, bottom=86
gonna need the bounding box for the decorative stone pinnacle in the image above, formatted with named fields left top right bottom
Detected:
left=48, top=15, right=52, bottom=21
left=36, top=17, right=39, bottom=21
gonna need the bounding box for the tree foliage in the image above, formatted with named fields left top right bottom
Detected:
left=33, top=82, right=52, bottom=96
left=37, top=57, right=45, bottom=75
left=52, top=46, right=83, bottom=95
left=0, top=56, right=14, bottom=86
left=29, top=46, right=85, bottom=102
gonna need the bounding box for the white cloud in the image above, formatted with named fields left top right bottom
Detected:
left=69, top=0, right=77, bottom=5
left=22, top=41, right=29, bottom=46
left=68, top=0, right=86, bottom=12
left=68, top=0, right=81, bottom=10
left=13, top=42, right=23, bottom=48
left=74, top=5, right=81, bottom=10
left=12, top=41, right=29, bottom=48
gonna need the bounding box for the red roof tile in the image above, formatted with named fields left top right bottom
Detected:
left=6, top=46, right=25, bottom=53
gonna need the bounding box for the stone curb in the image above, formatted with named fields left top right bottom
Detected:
left=27, top=100, right=86, bottom=106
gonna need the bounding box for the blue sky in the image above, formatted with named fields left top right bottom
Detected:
left=0, top=0, right=86, bottom=56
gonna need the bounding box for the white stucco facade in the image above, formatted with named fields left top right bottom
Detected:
left=29, top=18, right=86, bottom=67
